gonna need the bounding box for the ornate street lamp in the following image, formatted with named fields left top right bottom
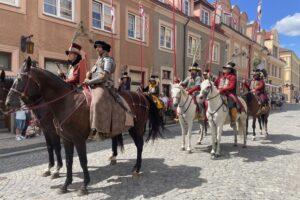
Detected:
left=20, top=35, right=34, bottom=54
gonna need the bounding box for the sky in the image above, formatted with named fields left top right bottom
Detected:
left=209, top=0, right=300, bottom=57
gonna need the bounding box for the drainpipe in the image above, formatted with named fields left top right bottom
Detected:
left=183, top=17, right=191, bottom=80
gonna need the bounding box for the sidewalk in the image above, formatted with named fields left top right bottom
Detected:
left=0, top=132, right=46, bottom=158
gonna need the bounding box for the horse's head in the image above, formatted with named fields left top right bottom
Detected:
left=5, top=57, right=40, bottom=110
left=0, top=70, right=14, bottom=112
left=171, top=83, right=186, bottom=107
left=199, top=79, right=215, bottom=100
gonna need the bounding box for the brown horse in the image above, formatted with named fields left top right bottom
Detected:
left=242, top=92, right=269, bottom=140
left=5, top=58, right=164, bottom=195
left=0, top=73, right=63, bottom=179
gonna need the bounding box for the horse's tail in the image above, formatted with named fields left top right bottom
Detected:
left=145, top=95, right=164, bottom=142
left=116, top=134, right=124, bottom=153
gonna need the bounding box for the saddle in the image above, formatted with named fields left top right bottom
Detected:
left=149, top=94, right=164, bottom=110
left=227, top=93, right=246, bottom=113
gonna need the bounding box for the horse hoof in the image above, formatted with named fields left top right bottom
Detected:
left=51, top=172, right=60, bottom=179
left=110, top=159, right=117, bottom=166
left=260, top=132, right=263, bottom=135
left=187, top=149, right=192, bottom=154
left=181, top=147, right=185, bottom=151
left=252, top=137, right=256, bottom=141
left=78, top=187, right=88, bottom=196
left=132, top=171, right=142, bottom=177
left=242, top=145, right=247, bottom=149
left=42, top=171, right=51, bottom=177
left=197, top=142, right=201, bottom=145
left=58, top=187, right=68, bottom=194
left=233, top=144, right=238, bottom=147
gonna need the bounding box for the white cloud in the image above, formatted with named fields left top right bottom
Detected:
left=274, top=13, right=300, bottom=36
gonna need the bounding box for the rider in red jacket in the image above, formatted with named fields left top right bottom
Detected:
left=58, top=43, right=82, bottom=87
left=214, top=62, right=240, bottom=128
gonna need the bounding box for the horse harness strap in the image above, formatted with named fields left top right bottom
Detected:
left=53, top=96, right=86, bottom=132
left=207, top=96, right=226, bottom=127
left=178, top=96, right=193, bottom=116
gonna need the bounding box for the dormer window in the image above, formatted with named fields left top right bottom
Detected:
left=183, top=0, right=190, bottom=15
left=201, top=9, right=210, bottom=25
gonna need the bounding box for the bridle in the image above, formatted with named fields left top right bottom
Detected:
left=172, top=86, right=193, bottom=115
left=201, top=81, right=227, bottom=126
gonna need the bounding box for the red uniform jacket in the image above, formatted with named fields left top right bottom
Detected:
left=61, top=64, right=80, bottom=86
left=244, top=79, right=265, bottom=94
left=214, top=73, right=237, bottom=96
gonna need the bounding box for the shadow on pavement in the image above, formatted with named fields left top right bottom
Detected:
left=60, top=158, right=207, bottom=199
left=260, top=134, right=300, bottom=145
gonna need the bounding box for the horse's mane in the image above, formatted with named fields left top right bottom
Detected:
left=32, top=67, right=73, bottom=90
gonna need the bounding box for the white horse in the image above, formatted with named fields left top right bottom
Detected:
left=171, top=83, right=207, bottom=153
left=199, top=80, right=247, bottom=159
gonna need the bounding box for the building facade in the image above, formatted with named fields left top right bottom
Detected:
left=280, top=48, right=300, bottom=102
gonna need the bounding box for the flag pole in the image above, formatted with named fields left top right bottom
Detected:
left=172, top=0, right=177, bottom=81
left=110, top=0, right=114, bottom=57
left=139, top=1, right=144, bottom=86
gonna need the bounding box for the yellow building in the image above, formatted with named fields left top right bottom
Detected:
left=280, top=48, right=300, bottom=102
left=263, top=30, right=286, bottom=94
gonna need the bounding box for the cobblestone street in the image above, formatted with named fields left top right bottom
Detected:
left=0, top=104, right=300, bottom=200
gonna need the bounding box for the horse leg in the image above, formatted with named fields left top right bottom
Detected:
left=258, top=116, right=263, bottom=135
left=109, top=136, right=118, bottom=165
left=215, top=125, right=223, bottom=157
left=210, top=123, right=217, bottom=158
left=58, top=140, right=74, bottom=194
left=186, top=120, right=193, bottom=153
left=42, top=133, right=54, bottom=177
left=246, top=115, right=249, bottom=136
left=129, top=128, right=144, bottom=175
left=197, top=122, right=204, bottom=145
left=52, top=133, right=63, bottom=179
left=179, top=117, right=186, bottom=151
left=252, top=117, right=256, bottom=141
left=75, top=142, right=90, bottom=196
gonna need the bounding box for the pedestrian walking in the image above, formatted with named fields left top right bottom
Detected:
left=15, top=110, right=27, bottom=141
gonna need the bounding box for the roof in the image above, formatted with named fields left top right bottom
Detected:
left=279, top=47, right=291, bottom=53
left=264, top=31, right=272, bottom=40
left=190, top=16, right=226, bottom=35
left=194, top=0, right=215, bottom=11
left=150, top=0, right=226, bottom=37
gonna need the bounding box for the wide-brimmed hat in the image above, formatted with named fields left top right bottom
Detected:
left=65, top=43, right=81, bottom=55
left=223, top=62, right=236, bottom=69
left=203, top=69, right=209, bottom=75
left=94, top=40, right=111, bottom=52
left=121, top=72, right=130, bottom=80
left=149, top=75, right=158, bottom=82
left=188, top=62, right=201, bottom=72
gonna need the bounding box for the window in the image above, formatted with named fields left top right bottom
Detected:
left=212, top=43, right=220, bottom=63
left=272, top=65, right=276, bottom=76
left=224, top=44, right=228, bottom=64
left=188, top=35, right=200, bottom=58
left=130, top=70, right=145, bottom=91
left=162, top=70, right=171, bottom=80
left=278, top=68, right=281, bottom=78
left=92, top=1, right=113, bottom=32
left=201, top=10, right=210, bottom=25
left=240, top=25, right=245, bottom=34
left=0, top=51, right=12, bottom=70
left=273, top=45, right=278, bottom=58
left=183, top=0, right=190, bottom=15
left=128, top=13, right=144, bottom=41
left=223, top=14, right=230, bottom=25
left=44, top=0, right=74, bottom=21
left=160, top=25, right=173, bottom=50
left=0, top=0, right=19, bottom=7
left=45, top=58, right=69, bottom=75
left=241, top=48, right=247, bottom=68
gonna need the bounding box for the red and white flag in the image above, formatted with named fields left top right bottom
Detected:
left=257, top=0, right=262, bottom=31
left=110, top=0, right=115, bottom=33
left=139, top=1, right=146, bottom=39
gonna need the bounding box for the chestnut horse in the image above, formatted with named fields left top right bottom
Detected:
left=5, top=58, right=164, bottom=195
left=0, top=74, right=63, bottom=178
left=242, top=92, right=269, bottom=140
